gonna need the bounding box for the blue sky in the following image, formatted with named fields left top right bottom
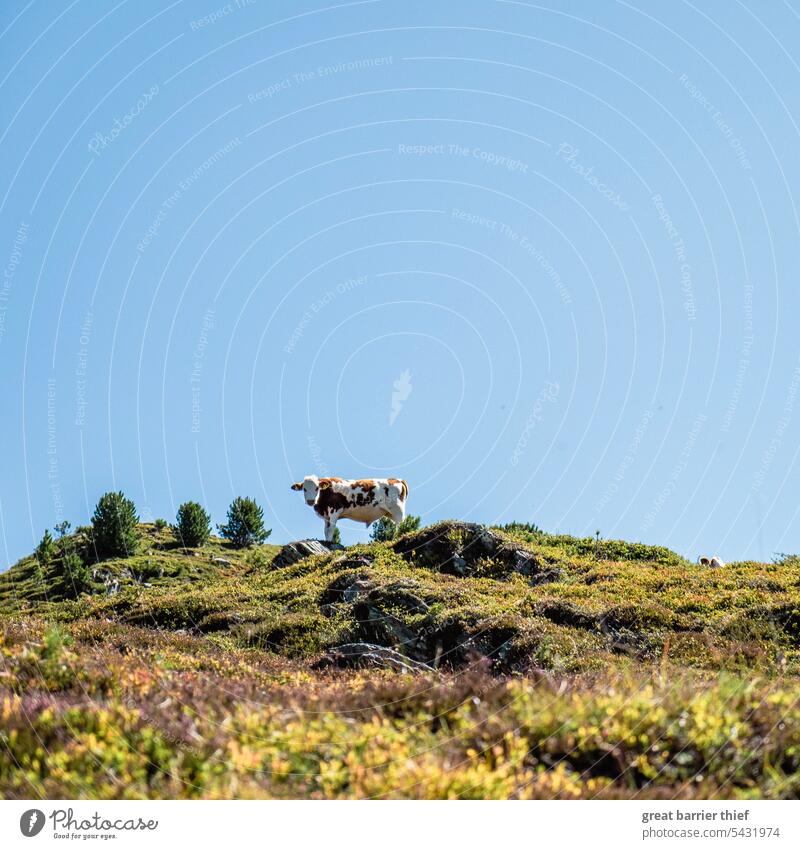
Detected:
left=1, top=0, right=800, bottom=566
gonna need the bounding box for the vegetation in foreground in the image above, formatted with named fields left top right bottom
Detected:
left=2, top=512, right=800, bottom=799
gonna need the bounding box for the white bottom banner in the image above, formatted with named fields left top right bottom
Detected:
left=1, top=800, right=798, bottom=848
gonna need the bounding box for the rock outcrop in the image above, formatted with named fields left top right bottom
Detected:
left=270, top=539, right=343, bottom=569
left=392, top=521, right=560, bottom=583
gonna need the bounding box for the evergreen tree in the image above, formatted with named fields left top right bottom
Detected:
left=62, top=551, right=91, bottom=597
left=174, top=501, right=211, bottom=548
left=54, top=520, right=71, bottom=539
left=91, top=491, right=139, bottom=558
left=217, top=497, right=270, bottom=548
left=35, top=529, right=57, bottom=567
left=369, top=515, right=421, bottom=542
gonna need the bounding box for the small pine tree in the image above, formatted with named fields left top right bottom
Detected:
left=62, top=551, right=91, bottom=597
left=153, top=518, right=168, bottom=532
left=217, top=497, right=271, bottom=548
left=174, top=501, right=211, bottom=548
left=369, top=517, right=395, bottom=542
left=369, top=514, right=421, bottom=542
left=35, top=529, right=57, bottom=567
left=91, top=491, right=139, bottom=558
left=54, top=520, right=71, bottom=539
left=330, top=525, right=342, bottom=546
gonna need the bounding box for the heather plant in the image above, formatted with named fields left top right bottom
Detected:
left=3, top=515, right=800, bottom=799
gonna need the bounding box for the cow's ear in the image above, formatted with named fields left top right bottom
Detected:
left=318, top=479, right=331, bottom=490
left=291, top=482, right=303, bottom=491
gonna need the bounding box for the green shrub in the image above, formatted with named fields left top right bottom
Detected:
left=499, top=522, right=684, bottom=566
left=500, top=521, right=543, bottom=538
left=218, top=497, right=270, bottom=548
left=35, top=529, right=56, bottom=567
left=773, top=552, right=800, bottom=567
left=153, top=518, right=168, bottom=532
left=91, top=491, right=140, bottom=559
left=370, top=515, right=422, bottom=542
left=54, top=520, right=71, bottom=539
left=174, top=502, right=211, bottom=548
left=62, top=552, right=91, bottom=597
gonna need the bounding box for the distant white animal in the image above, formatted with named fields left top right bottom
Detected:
left=698, top=555, right=725, bottom=568
left=291, top=475, right=408, bottom=542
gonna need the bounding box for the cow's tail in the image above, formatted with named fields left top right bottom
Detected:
left=400, top=479, right=408, bottom=501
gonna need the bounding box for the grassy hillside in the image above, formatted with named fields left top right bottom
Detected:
left=2, top=520, right=799, bottom=799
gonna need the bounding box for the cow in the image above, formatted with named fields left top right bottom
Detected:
left=698, top=555, right=725, bottom=568
left=291, top=475, right=408, bottom=542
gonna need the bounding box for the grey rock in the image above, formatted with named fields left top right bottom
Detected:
left=319, top=642, right=437, bottom=674
left=271, top=539, right=344, bottom=569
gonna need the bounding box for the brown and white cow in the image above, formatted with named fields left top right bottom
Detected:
left=291, top=476, right=408, bottom=541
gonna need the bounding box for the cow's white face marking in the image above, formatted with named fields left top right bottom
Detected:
left=301, top=475, right=320, bottom=506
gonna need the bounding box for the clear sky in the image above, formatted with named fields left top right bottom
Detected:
left=1, top=0, right=799, bottom=566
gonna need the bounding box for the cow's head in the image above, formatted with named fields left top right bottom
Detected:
left=291, top=475, right=328, bottom=506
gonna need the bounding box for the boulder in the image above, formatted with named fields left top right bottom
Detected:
left=317, top=642, right=436, bottom=674
left=271, top=539, right=343, bottom=569
left=320, top=572, right=375, bottom=610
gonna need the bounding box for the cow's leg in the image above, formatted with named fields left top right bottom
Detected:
left=324, top=515, right=337, bottom=542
